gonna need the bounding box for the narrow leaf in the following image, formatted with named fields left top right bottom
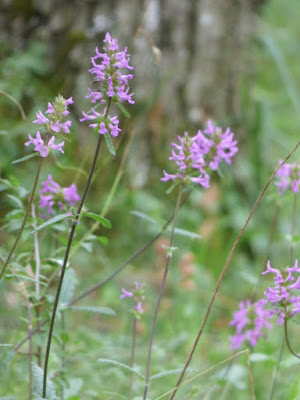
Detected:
left=171, top=227, right=201, bottom=240
left=0, top=344, right=13, bottom=347
left=31, top=213, right=70, bottom=233
left=64, top=306, right=115, bottom=316
left=82, top=212, right=112, bottom=228
left=59, top=268, right=78, bottom=305
left=12, top=152, right=39, bottom=164
left=97, top=358, right=145, bottom=379
left=131, top=210, right=159, bottom=226
left=5, top=274, right=47, bottom=287
left=150, top=367, right=198, bottom=381
left=116, top=102, right=131, bottom=119
left=104, top=132, right=116, bottom=156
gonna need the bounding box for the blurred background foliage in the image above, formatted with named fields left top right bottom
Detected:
left=1, top=0, right=300, bottom=399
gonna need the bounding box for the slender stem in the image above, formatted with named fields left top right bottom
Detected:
left=169, top=141, right=300, bottom=400
left=60, top=312, right=66, bottom=400
left=284, top=319, right=300, bottom=359
left=251, top=203, right=280, bottom=303
left=42, top=123, right=107, bottom=396
left=32, top=204, right=42, bottom=366
left=290, top=193, right=297, bottom=266
left=26, top=299, right=33, bottom=400
left=143, top=183, right=184, bottom=400
left=269, top=334, right=285, bottom=400
left=0, top=157, right=43, bottom=280
left=129, top=317, right=137, bottom=399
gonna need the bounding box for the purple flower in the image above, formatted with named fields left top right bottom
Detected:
left=80, top=110, right=121, bottom=137
left=25, top=96, right=73, bottom=157
left=39, top=175, right=80, bottom=217
left=262, top=260, right=300, bottom=324
left=86, top=32, right=134, bottom=106
left=229, top=299, right=272, bottom=349
left=120, top=282, right=145, bottom=317
left=161, top=121, right=238, bottom=188
left=275, top=161, right=300, bottom=194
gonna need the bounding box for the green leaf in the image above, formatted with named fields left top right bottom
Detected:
left=64, top=306, right=115, bottom=316
left=95, top=236, right=109, bottom=246
left=0, top=344, right=13, bottom=348
left=31, top=213, right=71, bottom=233
left=131, top=211, right=159, bottom=226
left=32, top=363, right=57, bottom=400
left=5, top=274, right=47, bottom=287
left=286, top=376, right=300, bottom=400
left=82, top=212, right=112, bottom=228
left=150, top=367, right=198, bottom=381
left=116, top=102, right=131, bottom=119
left=97, top=358, right=145, bottom=379
left=104, top=132, right=116, bottom=156
left=171, top=227, right=201, bottom=240
left=59, top=268, right=78, bottom=306
left=7, top=194, right=23, bottom=209
left=12, top=152, right=39, bottom=164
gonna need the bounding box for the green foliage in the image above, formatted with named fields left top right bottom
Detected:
left=32, top=363, right=57, bottom=400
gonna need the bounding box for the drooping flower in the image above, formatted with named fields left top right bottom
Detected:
left=229, top=299, right=272, bottom=349
left=262, top=260, right=300, bottom=324
left=274, top=161, right=300, bottom=194
left=39, top=175, right=80, bottom=217
left=120, top=281, right=145, bottom=318
left=25, top=96, right=73, bottom=157
left=86, top=32, right=134, bottom=106
left=161, top=121, right=238, bottom=188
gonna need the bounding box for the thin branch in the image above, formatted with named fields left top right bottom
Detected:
left=0, top=89, right=26, bottom=120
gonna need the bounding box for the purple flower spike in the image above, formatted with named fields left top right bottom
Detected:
left=25, top=95, right=73, bottom=157
left=120, top=282, right=145, bottom=317
left=86, top=32, right=134, bottom=106
left=262, top=259, right=300, bottom=324
left=229, top=299, right=272, bottom=349
left=275, top=160, right=300, bottom=194
left=161, top=121, right=237, bottom=188
left=39, top=175, right=80, bottom=218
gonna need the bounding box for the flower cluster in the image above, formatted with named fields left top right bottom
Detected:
left=80, top=32, right=134, bottom=138
left=229, top=299, right=272, bottom=349
left=161, top=121, right=238, bottom=188
left=274, top=161, right=300, bottom=194
left=120, top=281, right=145, bottom=318
left=25, top=96, right=73, bottom=157
left=87, top=32, right=134, bottom=105
left=39, top=175, right=80, bottom=217
left=262, top=260, right=300, bottom=325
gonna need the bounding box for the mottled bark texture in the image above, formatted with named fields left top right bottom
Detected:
left=0, top=0, right=265, bottom=186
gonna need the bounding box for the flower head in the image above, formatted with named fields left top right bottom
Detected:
left=161, top=121, right=238, bottom=188
left=86, top=32, right=134, bottom=106
left=39, top=175, right=80, bottom=217
left=80, top=110, right=121, bottom=137
left=229, top=299, right=272, bottom=349
left=274, top=161, right=300, bottom=194
left=25, top=96, right=73, bottom=157
left=262, top=260, right=300, bottom=324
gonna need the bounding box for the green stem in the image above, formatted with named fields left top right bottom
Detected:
left=0, top=157, right=43, bottom=280
left=169, top=141, right=300, bottom=400
left=129, top=317, right=137, bottom=399
left=284, top=319, right=300, bottom=359
left=143, top=183, right=184, bottom=400
left=42, top=101, right=110, bottom=396
left=290, top=193, right=297, bottom=265
left=269, top=335, right=284, bottom=400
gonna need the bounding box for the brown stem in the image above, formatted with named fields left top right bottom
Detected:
left=0, top=157, right=43, bottom=280
left=169, top=141, right=300, bottom=400
left=143, top=183, right=184, bottom=400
